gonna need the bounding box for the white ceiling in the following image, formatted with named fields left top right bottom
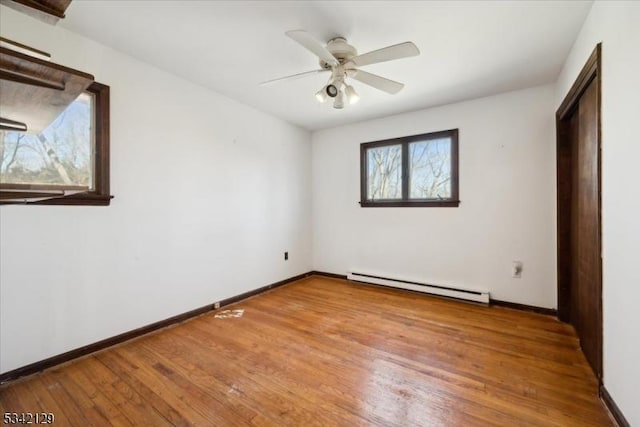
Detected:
left=62, top=1, right=592, bottom=131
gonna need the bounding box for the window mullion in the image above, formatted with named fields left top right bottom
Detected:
left=401, top=141, right=409, bottom=201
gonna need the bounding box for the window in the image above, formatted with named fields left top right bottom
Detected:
left=0, top=82, right=111, bottom=205
left=360, top=129, right=459, bottom=207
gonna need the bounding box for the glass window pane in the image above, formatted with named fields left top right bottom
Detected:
left=409, top=137, right=452, bottom=199
left=367, top=144, right=402, bottom=200
left=0, top=92, right=95, bottom=189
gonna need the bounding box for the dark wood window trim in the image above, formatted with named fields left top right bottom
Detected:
left=1, top=0, right=73, bottom=25
left=0, top=81, right=113, bottom=206
left=360, top=129, right=459, bottom=207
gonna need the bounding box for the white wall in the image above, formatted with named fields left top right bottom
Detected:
left=555, top=2, right=640, bottom=424
left=312, top=85, right=557, bottom=308
left=0, top=7, right=312, bottom=374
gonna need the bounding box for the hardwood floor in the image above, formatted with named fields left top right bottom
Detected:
left=0, top=276, right=613, bottom=426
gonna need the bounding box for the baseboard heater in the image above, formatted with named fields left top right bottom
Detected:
left=347, top=272, right=490, bottom=304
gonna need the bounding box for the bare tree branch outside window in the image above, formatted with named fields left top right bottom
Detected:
left=367, top=145, right=402, bottom=200
left=409, top=138, right=451, bottom=199
left=0, top=92, right=94, bottom=188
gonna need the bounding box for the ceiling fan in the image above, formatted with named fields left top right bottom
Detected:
left=261, top=30, right=420, bottom=109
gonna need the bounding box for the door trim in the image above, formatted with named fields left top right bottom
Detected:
left=555, top=43, right=603, bottom=379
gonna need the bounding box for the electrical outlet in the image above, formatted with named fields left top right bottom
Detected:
left=512, top=261, right=523, bottom=278
left=214, top=302, right=220, bottom=309
left=284, top=251, right=289, bottom=261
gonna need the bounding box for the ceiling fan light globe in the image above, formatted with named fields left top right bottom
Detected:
left=333, top=91, right=345, bottom=109
left=345, top=85, right=359, bottom=104
left=315, top=89, right=328, bottom=103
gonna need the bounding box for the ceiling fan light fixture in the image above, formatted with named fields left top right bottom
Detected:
left=274, top=30, right=420, bottom=110
left=333, top=90, right=345, bottom=109
left=345, top=84, right=359, bottom=104
left=315, top=88, right=328, bottom=103
left=326, top=84, right=339, bottom=98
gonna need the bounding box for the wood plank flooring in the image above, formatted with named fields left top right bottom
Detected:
left=0, top=276, right=613, bottom=426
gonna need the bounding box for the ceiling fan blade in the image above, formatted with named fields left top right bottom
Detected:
left=349, top=42, right=420, bottom=67
left=285, top=30, right=338, bottom=66
left=351, top=70, right=404, bottom=94
left=260, top=69, right=329, bottom=86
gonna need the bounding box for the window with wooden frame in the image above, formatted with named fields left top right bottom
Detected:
left=0, top=82, right=111, bottom=205
left=360, top=129, right=459, bottom=207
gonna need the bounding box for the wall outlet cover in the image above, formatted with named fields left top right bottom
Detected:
left=512, top=261, right=523, bottom=278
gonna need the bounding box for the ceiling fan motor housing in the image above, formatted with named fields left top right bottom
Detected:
left=320, top=37, right=358, bottom=68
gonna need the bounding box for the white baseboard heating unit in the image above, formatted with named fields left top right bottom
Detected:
left=347, top=272, right=490, bottom=304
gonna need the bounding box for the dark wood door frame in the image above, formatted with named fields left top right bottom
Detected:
left=556, top=44, right=603, bottom=380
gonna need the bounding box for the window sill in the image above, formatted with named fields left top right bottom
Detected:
left=0, top=192, right=113, bottom=206
left=359, top=200, right=460, bottom=208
